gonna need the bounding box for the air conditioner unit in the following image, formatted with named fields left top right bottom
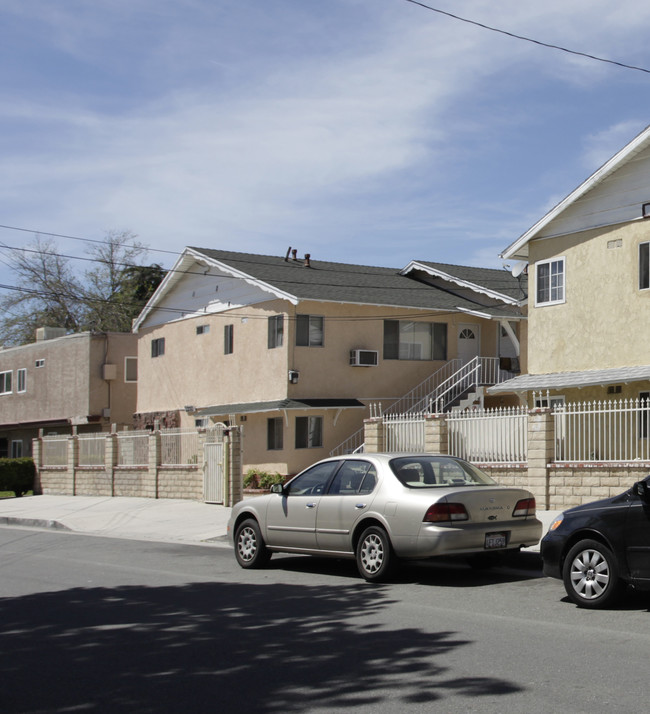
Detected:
left=350, top=349, right=379, bottom=366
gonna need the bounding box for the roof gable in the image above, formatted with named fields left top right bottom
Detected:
left=502, top=124, right=650, bottom=261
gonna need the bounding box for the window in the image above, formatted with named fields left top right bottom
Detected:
left=195, top=418, right=210, bottom=428
left=640, top=243, right=649, bottom=290
left=534, top=394, right=565, bottom=409
left=536, top=257, right=565, bottom=306
left=295, top=416, right=323, bottom=449
left=224, top=324, right=234, bottom=354
left=286, top=461, right=338, bottom=496
left=196, top=324, right=210, bottom=335
left=125, top=357, right=138, bottom=383
left=0, top=371, right=12, bottom=395
left=296, top=315, right=324, bottom=347
left=17, top=368, right=26, bottom=393
left=383, top=321, right=447, bottom=360
left=268, top=315, right=284, bottom=349
left=35, top=359, right=45, bottom=368
left=328, top=461, right=378, bottom=495
left=11, top=440, right=23, bottom=458
left=151, top=337, right=165, bottom=358
left=0, top=438, right=7, bottom=458
left=267, top=417, right=283, bottom=450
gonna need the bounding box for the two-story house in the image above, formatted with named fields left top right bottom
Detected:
left=491, top=123, right=650, bottom=407
left=0, top=328, right=139, bottom=457
left=133, top=247, right=524, bottom=475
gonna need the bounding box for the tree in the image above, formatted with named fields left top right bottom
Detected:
left=0, top=231, right=164, bottom=345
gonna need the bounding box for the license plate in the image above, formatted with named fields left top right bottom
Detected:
left=484, top=532, right=507, bottom=550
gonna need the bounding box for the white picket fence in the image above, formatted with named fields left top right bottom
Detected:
left=447, top=406, right=528, bottom=464
left=554, top=398, right=650, bottom=463
left=383, top=412, right=427, bottom=452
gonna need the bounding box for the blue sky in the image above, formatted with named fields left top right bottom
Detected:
left=2, top=0, right=650, bottom=282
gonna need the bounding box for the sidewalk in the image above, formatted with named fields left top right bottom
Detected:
left=0, top=494, right=561, bottom=552
left=0, top=495, right=232, bottom=547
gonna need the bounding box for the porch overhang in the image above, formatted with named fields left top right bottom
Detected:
left=487, top=365, right=650, bottom=394
left=196, top=398, right=366, bottom=417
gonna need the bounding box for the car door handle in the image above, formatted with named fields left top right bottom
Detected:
left=306, top=502, right=317, bottom=508
left=355, top=503, right=367, bottom=509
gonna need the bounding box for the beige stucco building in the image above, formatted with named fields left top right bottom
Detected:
left=0, top=328, right=138, bottom=458
left=134, top=248, right=524, bottom=476
left=491, top=123, right=650, bottom=406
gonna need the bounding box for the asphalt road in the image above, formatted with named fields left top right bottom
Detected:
left=1, top=526, right=649, bottom=714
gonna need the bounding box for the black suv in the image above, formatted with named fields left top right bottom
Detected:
left=541, top=477, right=650, bottom=608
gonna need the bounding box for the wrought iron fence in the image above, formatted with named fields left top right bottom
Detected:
left=447, top=406, right=528, bottom=464
left=160, top=427, right=200, bottom=465
left=383, top=412, right=426, bottom=452
left=41, top=436, right=68, bottom=466
left=117, top=430, right=150, bottom=466
left=78, top=433, right=106, bottom=467
left=554, top=398, right=650, bottom=463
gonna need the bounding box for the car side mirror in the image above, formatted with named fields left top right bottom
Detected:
left=270, top=483, right=284, bottom=495
left=633, top=480, right=650, bottom=504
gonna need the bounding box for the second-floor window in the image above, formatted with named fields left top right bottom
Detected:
left=151, top=338, right=165, bottom=358
left=383, top=321, right=447, bottom=360
left=0, top=371, right=12, bottom=394
left=536, top=257, right=565, bottom=306
left=640, top=243, right=649, bottom=290
left=17, top=368, right=26, bottom=393
left=296, top=315, right=324, bottom=347
left=224, top=324, right=234, bottom=355
left=125, top=357, right=138, bottom=383
left=268, top=315, right=284, bottom=349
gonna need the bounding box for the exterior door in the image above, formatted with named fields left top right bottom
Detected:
left=458, top=323, right=480, bottom=364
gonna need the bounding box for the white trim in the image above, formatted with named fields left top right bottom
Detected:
left=400, top=261, right=519, bottom=305
left=534, top=256, right=566, bottom=307
left=501, top=124, right=650, bottom=261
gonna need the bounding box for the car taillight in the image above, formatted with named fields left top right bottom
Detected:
left=513, top=497, right=536, bottom=517
left=423, top=503, right=469, bottom=523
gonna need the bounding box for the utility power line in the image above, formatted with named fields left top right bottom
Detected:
left=404, top=0, right=650, bottom=75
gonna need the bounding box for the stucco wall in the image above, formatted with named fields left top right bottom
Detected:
left=528, top=221, right=650, bottom=374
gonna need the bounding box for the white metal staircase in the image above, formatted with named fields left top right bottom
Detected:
left=329, top=357, right=514, bottom=456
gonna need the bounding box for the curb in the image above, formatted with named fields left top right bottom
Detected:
left=0, top=516, right=71, bottom=531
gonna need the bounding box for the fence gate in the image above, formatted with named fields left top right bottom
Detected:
left=204, top=425, right=226, bottom=503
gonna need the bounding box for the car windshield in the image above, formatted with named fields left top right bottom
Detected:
left=389, top=456, right=497, bottom=488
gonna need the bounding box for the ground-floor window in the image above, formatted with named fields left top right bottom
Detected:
left=295, top=416, right=323, bottom=449
left=11, top=440, right=23, bottom=458
left=267, top=417, right=283, bottom=450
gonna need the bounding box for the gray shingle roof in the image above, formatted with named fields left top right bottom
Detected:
left=188, top=248, right=522, bottom=314
left=488, top=365, right=650, bottom=393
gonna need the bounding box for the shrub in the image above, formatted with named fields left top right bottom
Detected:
left=244, top=469, right=285, bottom=490
left=243, top=469, right=259, bottom=489
left=0, top=458, right=36, bottom=497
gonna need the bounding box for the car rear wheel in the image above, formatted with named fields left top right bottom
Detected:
left=356, top=526, right=394, bottom=582
left=562, top=539, right=621, bottom=609
left=234, top=518, right=271, bottom=569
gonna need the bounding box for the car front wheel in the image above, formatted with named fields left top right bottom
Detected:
left=562, top=539, right=621, bottom=609
left=234, top=518, right=271, bottom=569
left=356, top=526, right=394, bottom=582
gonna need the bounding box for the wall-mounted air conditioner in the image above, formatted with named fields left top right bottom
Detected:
left=350, top=349, right=379, bottom=366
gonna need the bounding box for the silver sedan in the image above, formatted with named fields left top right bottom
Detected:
left=228, top=453, right=542, bottom=581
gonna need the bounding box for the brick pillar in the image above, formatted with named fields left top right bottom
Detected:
left=424, top=414, right=448, bottom=454
left=32, top=431, right=43, bottom=494
left=527, top=408, right=554, bottom=509
left=363, top=417, right=385, bottom=452
left=227, top=426, right=243, bottom=506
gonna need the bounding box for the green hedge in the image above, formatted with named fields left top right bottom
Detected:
left=0, top=458, right=36, bottom=497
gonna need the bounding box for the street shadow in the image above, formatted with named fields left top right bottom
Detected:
left=0, top=578, right=524, bottom=713
left=271, top=550, right=544, bottom=587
